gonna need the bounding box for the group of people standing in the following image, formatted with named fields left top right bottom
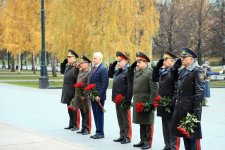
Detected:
left=60, top=48, right=205, bottom=150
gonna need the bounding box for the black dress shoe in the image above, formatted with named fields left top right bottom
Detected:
left=71, top=127, right=79, bottom=131
left=90, top=134, right=97, bottom=138
left=64, top=126, right=73, bottom=129
left=113, top=137, right=124, bottom=142
left=93, top=134, right=104, bottom=139
left=77, top=130, right=84, bottom=134
left=121, top=137, right=130, bottom=144
left=82, top=129, right=89, bottom=135
left=141, top=144, right=151, bottom=149
left=162, top=146, right=170, bottom=150
left=133, top=141, right=144, bottom=147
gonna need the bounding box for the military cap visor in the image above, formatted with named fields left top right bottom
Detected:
left=163, top=51, right=177, bottom=59
left=80, top=55, right=91, bottom=63
left=180, top=48, right=197, bottom=58
left=67, top=49, right=79, bottom=58
left=116, top=51, right=129, bottom=60
left=136, top=52, right=150, bottom=62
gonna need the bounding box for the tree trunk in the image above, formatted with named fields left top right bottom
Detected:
left=17, top=53, right=21, bottom=74
left=20, top=53, right=23, bottom=70
left=51, top=57, right=57, bottom=77
left=1, top=51, right=6, bottom=69
left=7, top=52, right=11, bottom=69
left=196, top=0, right=204, bottom=65
left=11, top=55, right=15, bottom=72
left=31, top=53, right=36, bottom=74
left=46, top=52, right=50, bottom=66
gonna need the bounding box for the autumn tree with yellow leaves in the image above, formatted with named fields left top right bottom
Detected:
left=47, top=0, right=159, bottom=63
left=0, top=0, right=159, bottom=71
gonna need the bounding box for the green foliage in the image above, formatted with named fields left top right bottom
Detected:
left=179, top=113, right=200, bottom=134
left=158, top=96, right=172, bottom=113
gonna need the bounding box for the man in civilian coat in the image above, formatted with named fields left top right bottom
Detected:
left=132, top=52, right=158, bottom=149
left=89, top=52, right=109, bottom=139
left=152, top=51, right=181, bottom=150
left=74, top=55, right=92, bottom=135
left=61, top=49, right=80, bottom=131
left=171, top=48, right=205, bottom=150
left=108, top=51, right=132, bottom=144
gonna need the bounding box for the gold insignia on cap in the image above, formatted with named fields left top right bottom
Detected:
left=163, top=54, right=172, bottom=59
left=182, top=51, right=187, bottom=55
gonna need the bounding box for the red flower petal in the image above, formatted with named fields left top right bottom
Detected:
left=154, top=95, right=161, bottom=101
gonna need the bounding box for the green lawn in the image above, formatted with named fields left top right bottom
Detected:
left=210, top=81, right=225, bottom=87
left=0, top=75, right=63, bottom=80
left=1, top=69, right=224, bottom=89
left=5, top=81, right=63, bottom=88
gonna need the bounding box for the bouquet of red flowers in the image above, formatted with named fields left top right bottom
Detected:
left=73, top=82, right=85, bottom=97
left=177, top=113, right=200, bottom=138
left=84, top=84, right=105, bottom=112
left=74, top=82, right=87, bottom=112
left=84, top=84, right=98, bottom=100
left=157, top=96, right=172, bottom=113
left=114, top=94, right=132, bottom=109
left=135, top=101, right=155, bottom=113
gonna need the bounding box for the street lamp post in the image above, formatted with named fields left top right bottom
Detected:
left=39, top=0, right=49, bottom=89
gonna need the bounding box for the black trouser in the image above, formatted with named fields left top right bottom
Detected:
left=116, top=105, right=132, bottom=140
left=140, top=124, right=154, bottom=146
left=162, top=117, right=180, bottom=150
left=67, top=104, right=80, bottom=128
left=80, top=108, right=92, bottom=133
left=183, top=137, right=201, bottom=150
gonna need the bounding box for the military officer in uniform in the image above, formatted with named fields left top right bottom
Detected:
left=171, top=48, right=205, bottom=150
left=74, top=55, right=92, bottom=135
left=61, top=49, right=80, bottom=131
left=152, top=51, right=181, bottom=150
left=108, top=51, right=132, bottom=144
left=132, top=52, right=158, bottom=149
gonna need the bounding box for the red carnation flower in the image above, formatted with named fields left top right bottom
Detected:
left=154, top=101, right=159, bottom=107
left=154, top=95, right=161, bottom=101
left=115, top=94, right=123, bottom=104
left=177, top=126, right=191, bottom=138
left=84, top=84, right=96, bottom=91
left=136, top=102, right=144, bottom=113
left=74, top=82, right=84, bottom=88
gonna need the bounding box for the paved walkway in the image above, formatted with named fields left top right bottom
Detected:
left=0, top=83, right=225, bottom=150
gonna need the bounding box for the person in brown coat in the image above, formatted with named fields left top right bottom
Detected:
left=74, top=55, right=92, bottom=135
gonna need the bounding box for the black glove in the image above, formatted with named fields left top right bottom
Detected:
left=131, top=61, right=137, bottom=69
left=63, top=59, right=68, bottom=65
left=108, top=61, right=117, bottom=78
left=60, top=59, right=68, bottom=74
left=156, top=58, right=164, bottom=68
left=111, top=61, right=117, bottom=68
left=174, top=58, right=182, bottom=69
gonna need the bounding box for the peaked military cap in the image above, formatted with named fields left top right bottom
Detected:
left=163, top=51, right=177, bottom=59
left=81, top=55, right=91, bottom=63
left=67, top=49, right=79, bottom=58
left=180, top=48, right=197, bottom=58
left=136, top=52, right=150, bottom=62
left=116, top=51, right=129, bottom=60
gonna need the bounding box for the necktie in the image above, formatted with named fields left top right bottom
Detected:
left=93, top=66, right=97, bottom=74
